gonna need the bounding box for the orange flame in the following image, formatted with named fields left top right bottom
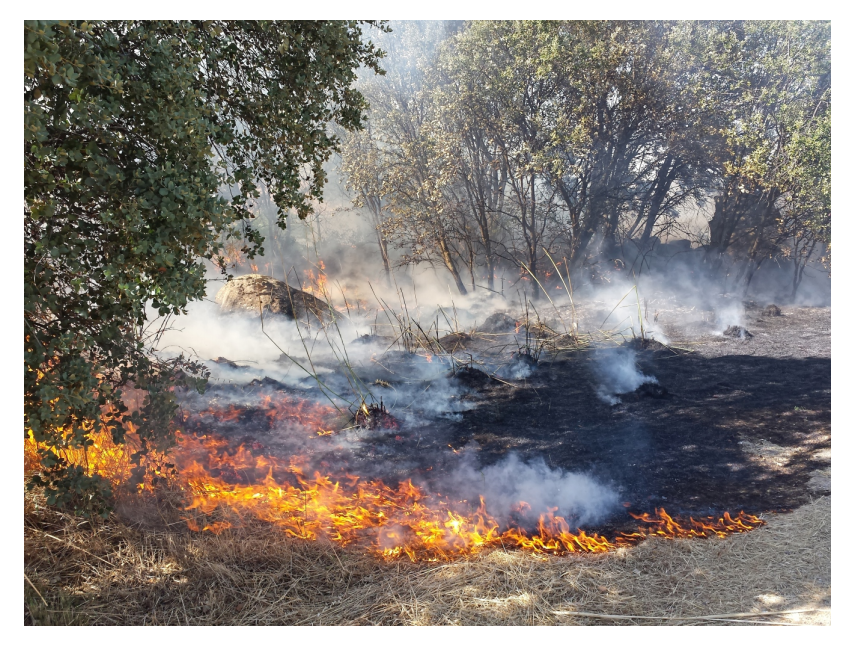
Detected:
left=173, top=432, right=764, bottom=561
left=26, top=396, right=766, bottom=562
left=197, top=392, right=336, bottom=435
left=219, top=243, right=246, bottom=268
left=302, top=268, right=329, bottom=298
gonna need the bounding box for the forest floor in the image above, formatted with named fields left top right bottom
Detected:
left=24, top=303, right=831, bottom=625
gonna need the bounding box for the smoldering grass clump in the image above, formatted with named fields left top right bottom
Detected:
left=591, top=347, right=658, bottom=405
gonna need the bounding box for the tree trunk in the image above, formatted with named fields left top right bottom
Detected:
left=375, top=225, right=391, bottom=282
left=638, top=154, right=677, bottom=250
left=437, top=234, right=468, bottom=295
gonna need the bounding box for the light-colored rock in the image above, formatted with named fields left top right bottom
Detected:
left=214, top=274, right=338, bottom=325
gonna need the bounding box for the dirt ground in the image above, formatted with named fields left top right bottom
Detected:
left=24, top=303, right=831, bottom=625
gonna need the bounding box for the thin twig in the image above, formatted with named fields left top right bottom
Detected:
left=24, top=572, right=48, bottom=606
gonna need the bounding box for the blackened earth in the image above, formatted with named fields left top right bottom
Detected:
left=339, top=305, right=831, bottom=534
left=190, top=304, right=830, bottom=536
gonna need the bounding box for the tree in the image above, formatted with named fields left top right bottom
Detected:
left=689, top=20, right=831, bottom=289
left=339, top=126, right=393, bottom=280
left=432, top=21, right=709, bottom=287
left=24, top=20, right=386, bottom=512
left=777, top=103, right=831, bottom=300
left=339, top=20, right=829, bottom=298
left=340, top=21, right=475, bottom=295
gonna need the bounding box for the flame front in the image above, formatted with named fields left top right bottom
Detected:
left=26, top=395, right=766, bottom=562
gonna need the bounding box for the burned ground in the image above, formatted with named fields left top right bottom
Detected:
left=341, top=305, right=830, bottom=534
left=25, top=303, right=831, bottom=626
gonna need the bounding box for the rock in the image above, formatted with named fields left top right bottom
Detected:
left=214, top=274, right=338, bottom=325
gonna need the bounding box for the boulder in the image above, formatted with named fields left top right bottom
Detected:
left=214, top=274, right=338, bottom=325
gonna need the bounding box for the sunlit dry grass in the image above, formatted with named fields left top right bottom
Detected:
left=24, top=491, right=830, bottom=626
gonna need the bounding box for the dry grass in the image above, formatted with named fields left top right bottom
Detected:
left=24, top=490, right=830, bottom=626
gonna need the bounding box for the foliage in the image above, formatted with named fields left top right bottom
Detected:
left=24, top=20, right=386, bottom=513
left=339, top=20, right=830, bottom=295
left=690, top=20, right=831, bottom=277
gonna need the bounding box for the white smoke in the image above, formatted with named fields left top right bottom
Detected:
left=445, top=449, right=619, bottom=527
left=592, top=347, right=657, bottom=405
left=714, top=302, right=745, bottom=334
left=154, top=287, right=476, bottom=425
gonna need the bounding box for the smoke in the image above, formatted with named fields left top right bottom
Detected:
left=443, top=448, right=619, bottom=528
left=592, top=347, right=657, bottom=405
left=156, top=283, right=476, bottom=426
left=713, top=302, right=745, bottom=334
left=502, top=358, right=534, bottom=380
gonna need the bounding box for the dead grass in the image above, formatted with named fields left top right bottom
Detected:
left=24, top=490, right=830, bottom=626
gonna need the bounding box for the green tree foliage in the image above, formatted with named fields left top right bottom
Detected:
left=339, top=22, right=473, bottom=293
left=689, top=21, right=831, bottom=284
left=24, top=20, right=386, bottom=513
left=340, top=20, right=829, bottom=295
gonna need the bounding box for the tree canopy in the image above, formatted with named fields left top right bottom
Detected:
left=24, top=20, right=386, bottom=511
left=339, top=20, right=830, bottom=298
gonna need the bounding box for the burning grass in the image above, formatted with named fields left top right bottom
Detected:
left=24, top=297, right=831, bottom=624
left=23, top=492, right=830, bottom=625
left=26, top=424, right=765, bottom=563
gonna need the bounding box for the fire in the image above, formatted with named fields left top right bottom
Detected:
left=218, top=242, right=246, bottom=268
left=195, top=392, right=337, bottom=436
left=26, top=395, right=766, bottom=562
left=302, top=261, right=329, bottom=298
left=174, top=432, right=763, bottom=561
left=294, top=262, right=367, bottom=314
left=622, top=508, right=767, bottom=540
left=25, top=424, right=169, bottom=491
